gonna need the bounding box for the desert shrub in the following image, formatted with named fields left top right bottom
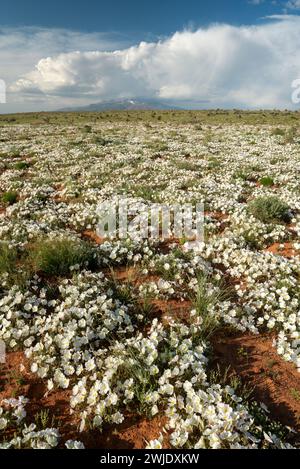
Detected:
left=30, top=238, right=98, bottom=277
left=248, top=196, right=291, bottom=224
left=83, top=125, right=92, bottom=133
left=148, top=141, right=168, bottom=152
left=0, top=243, right=18, bottom=275
left=284, top=127, right=297, bottom=145
left=15, top=161, right=30, bottom=170
left=234, top=166, right=259, bottom=182
left=0, top=243, right=28, bottom=289
left=259, top=176, right=274, bottom=187
left=242, top=230, right=260, bottom=250
left=175, top=160, right=199, bottom=172
left=271, top=128, right=285, bottom=137
left=234, top=170, right=251, bottom=181
left=2, top=191, right=18, bottom=205
left=207, top=158, right=221, bottom=170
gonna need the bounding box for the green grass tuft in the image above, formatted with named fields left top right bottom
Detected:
left=30, top=238, right=97, bottom=277
left=248, top=196, right=291, bottom=224
left=2, top=191, right=18, bottom=205
left=15, top=161, right=30, bottom=170
left=259, top=176, right=274, bottom=187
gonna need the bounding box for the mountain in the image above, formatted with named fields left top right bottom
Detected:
left=58, top=98, right=182, bottom=112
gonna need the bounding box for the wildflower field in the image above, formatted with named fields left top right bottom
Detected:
left=1, top=110, right=300, bottom=449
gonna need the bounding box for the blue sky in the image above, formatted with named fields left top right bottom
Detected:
left=1, top=0, right=300, bottom=112
left=0, top=0, right=289, bottom=39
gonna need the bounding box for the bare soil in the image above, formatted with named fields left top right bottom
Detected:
left=212, top=332, right=300, bottom=438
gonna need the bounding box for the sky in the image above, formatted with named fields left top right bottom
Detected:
left=1, top=0, right=300, bottom=112
left=0, top=0, right=283, bottom=36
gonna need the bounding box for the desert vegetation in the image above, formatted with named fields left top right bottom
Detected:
left=1, top=110, right=300, bottom=449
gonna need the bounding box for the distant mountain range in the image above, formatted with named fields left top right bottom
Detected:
left=58, top=98, right=183, bottom=112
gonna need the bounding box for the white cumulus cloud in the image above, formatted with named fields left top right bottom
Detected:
left=0, top=27, right=129, bottom=112
left=5, top=16, right=300, bottom=110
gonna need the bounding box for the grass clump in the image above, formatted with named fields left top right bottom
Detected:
left=259, top=176, right=274, bottom=187
left=271, top=128, right=285, bottom=137
left=30, top=238, right=97, bottom=277
left=233, top=167, right=258, bottom=182
left=248, top=196, right=291, bottom=224
left=15, top=161, right=30, bottom=170
left=192, top=274, right=229, bottom=340
left=0, top=243, right=18, bottom=276
left=83, top=124, right=92, bottom=133
left=284, top=127, right=297, bottom=145
left=0, top=243, right=29, bottom=289
left=34, top=409, right=56, bottom=430
left=175, top=160, right=199, bottom=172
left=108, top=268, right=136, bottom=304
left=2, top=191, right=18, bottom=205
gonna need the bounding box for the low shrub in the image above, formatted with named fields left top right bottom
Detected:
left=83, top=125, right=92, bottom=133
left=259, top=176, right=274, bottom=187
left=248, top=196, right=291, bottom=224
left=15, top=161, right=30, bottom=170
left=0, top=243, right=17, bottom=275
left=30, top=238, right=98, bottom=277
left=2, top=191, right=18, bottom=205
left=271, top=128, right=285, bottom=137
left=0, top=243, right=28, bottom=289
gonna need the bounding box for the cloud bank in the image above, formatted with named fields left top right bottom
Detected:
left=0, top=27, right=128, bottom=111
left=5, top=16, right=300, bottom=110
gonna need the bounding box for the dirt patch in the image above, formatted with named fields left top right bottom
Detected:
left=255, top=182, right=279, bottom=190
left=212, top=332, right=300, bottom=436
left=205, top=211, right=230, bottom=234
left=134, top=274, right=162, bottom=287
left=82, top=230, right=106, bottom=245
left=265, top=242, right=299, bottom=258
left=80, top=415, right=169, bottom=449
left=156, top=238, right=181, bottom=254
left=205, top=211, right=229, bottom=221
left=107, top=266, right=138, bottom=281
left=223, top=273, right=248, bottom=293
left=0, top=351, right=78, bottom=445
left=0, top=352, right=168, bottom=449
left=104, top=266, right=192, bottom=326
left=0, top=351, right=30, bottom=401
left=152, top=299, right=192, bottom=324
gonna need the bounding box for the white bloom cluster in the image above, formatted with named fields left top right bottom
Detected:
left=1, top=119, right=299, bottom=448
left=0, top=396, right=85, bottom=449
